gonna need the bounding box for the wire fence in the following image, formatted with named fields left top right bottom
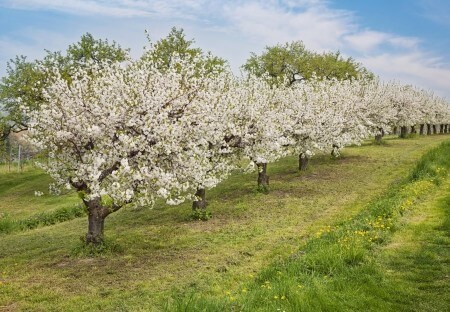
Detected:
left=0, top=139, right=45, bottom=173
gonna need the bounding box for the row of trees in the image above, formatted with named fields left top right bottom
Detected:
left=2, top=29, right=450, bottom=245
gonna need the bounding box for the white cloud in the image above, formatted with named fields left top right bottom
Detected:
left=362, top=52, right=450, bottom=98
left=3, top=0, right=153, bottom=17
left=343, top=30, right=389, bottom=53
left=343, top=31, right=421, bottom=54
left=220, top=0, right=450, bottom=98
left=387, top=36, right=421, bottom=49
left=223, top=1, right=354, bottom=52
left=0, top=0, right=449, bottom=99
left=1, top=0, right=217, bottom=18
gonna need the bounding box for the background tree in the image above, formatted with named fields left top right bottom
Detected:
left=243, top=41, right=372, bottom=85
left=143, top=27, right=225, bottom=74
left=0, top=56, right=45, bottom=140
left=0, top=33, right=129, bottom=140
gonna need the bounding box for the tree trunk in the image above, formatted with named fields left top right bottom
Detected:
left=375, top=134, right=382, bottom=144
left=399, top=126, right=408, bottom=138
left=257, top=163, right=269, bottom=191
left=85, top=199, right=109, bottom=245
left=331, top=144, right=340, bottom=158
left=445, top=125, right=449, bottom=134
left=192, top=188, right=207, bottom=211
left=410, top=125, right=416, bottom=134
left=419, top=124, right=424, bottom=135
left=427, top=124, right=432, bottom=135
left=440, top=124, right=444, bottom=134
left=433, top=124, right=437, bottom=134
left=299, top=153, right=309, bottom=171
left=393, top=126, right=398, bottom=135
left=375, top=127, right=384, bottom=144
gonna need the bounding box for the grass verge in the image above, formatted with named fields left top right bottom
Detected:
left=0, top=135, right=449, bottom=311
left=0, top=204, right=86, bottom=234
left=168, top=140, right=450, bottom=311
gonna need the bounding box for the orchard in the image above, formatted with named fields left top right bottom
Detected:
left=2, top=29, right=450, bottom=245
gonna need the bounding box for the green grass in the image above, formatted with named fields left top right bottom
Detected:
left=372, top=177, right=450, bottom=311
left=0, top=164, right=80, bottom=219
left=169, top=139, right=450, bottom=311
left=0, top=135, right=449, bottom=311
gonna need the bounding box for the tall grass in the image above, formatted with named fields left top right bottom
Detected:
left=0, top=204, right=86, bottom=234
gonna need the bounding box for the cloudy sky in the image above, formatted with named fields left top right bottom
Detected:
left=0, top=0, right=449, bottom=99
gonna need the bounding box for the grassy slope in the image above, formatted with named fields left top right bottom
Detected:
left=374, top=177, right=450, bottom=311
left=376, top=181, right=450, bottom=312
left=182, top=139, right=450, bottom=311
left=0, top=165, right=79, bottom=219
left=0, top=135, right=449, bottom=311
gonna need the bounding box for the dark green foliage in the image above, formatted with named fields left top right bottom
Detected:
left=256, top=184, right=270, bottom=194
left=71, top=237, right=124, bottom=257
left=243, top=41, right=372, bottom=86
left=409, top=140, right=450, bottom=183
left=0, top=204, right=86, bottom=234
left=66, top=33, right=129, bottom=70
left=142, top=27, right=226, bottom=75
left=190, top=209, right=212, bottom=221
left=0, top=33, right=129, bottom=140
left=0, top=56, right=46, bottom=139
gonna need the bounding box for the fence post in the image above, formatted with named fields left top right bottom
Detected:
left=18, top=145, right=21, bottom=172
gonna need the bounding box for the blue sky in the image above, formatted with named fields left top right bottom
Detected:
left=0, top=0, right=449, bottom=99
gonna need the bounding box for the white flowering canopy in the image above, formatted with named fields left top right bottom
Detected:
left=27, top=51, right=450, bottom=211
left=28, top=55, right=242, bottom=207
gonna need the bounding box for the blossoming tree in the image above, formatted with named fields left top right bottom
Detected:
left=28, top=53, right=237, bottom=244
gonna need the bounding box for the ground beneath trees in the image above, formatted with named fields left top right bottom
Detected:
left=0, top=135, right=449, bottom=311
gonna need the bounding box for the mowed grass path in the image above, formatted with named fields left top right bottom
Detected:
left=372, top=174, right=450, bottom=311
left=0, top=135, right=449, bottom=311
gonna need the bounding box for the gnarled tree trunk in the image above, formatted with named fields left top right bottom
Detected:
left=375, top=127, right=385, bottom=144
left=331, top=144, right=340, bottom=158
left=85, top=198, right=112, bottom=245
left=299, top=153, right=309, bottom=171
left=257, top=163, right=269, bottom=191
left=375, top=134, right=382, bottom=144
left=410, top=125, right=416, bottom=134
left=399, top=126, right=408, bottom=138
left=419, top=124, right=424, bottom=135
left=427, top=124, right=432, bottom=135
left=433, top=124, right=437, bottom=134
left=192, top=188, right=207, bottom=211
